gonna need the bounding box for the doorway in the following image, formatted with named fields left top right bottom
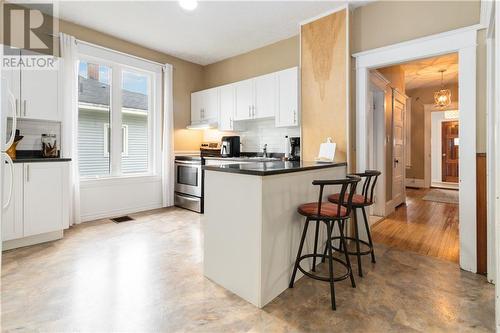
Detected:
left=354, top=26, right=477, bottom=272
left=367, top=53, right=460, bottom=264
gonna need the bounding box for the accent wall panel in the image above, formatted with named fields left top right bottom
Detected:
left=300, top=9, right=348, bottom=162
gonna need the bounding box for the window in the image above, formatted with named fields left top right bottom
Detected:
left=77, top=43, right=162, bottom=179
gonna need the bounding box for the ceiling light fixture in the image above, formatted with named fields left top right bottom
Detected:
left=179, top=0, right=198, bottom=11
left=434, top=69, right=452, bottom=110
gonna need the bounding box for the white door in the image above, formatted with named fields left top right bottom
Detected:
left=191, top=91, right=203, bottom=123
left=254, top=73, right=276, bottom=119
left=276, top=67, right=298, bottom=127
left=219, top=84, right=235, bottom=131
left=203, top=87, right=219, bottom=121
left=2, top=162, right=23, bottom=241
left=23, top=163, right=64, bottom=236
left=20, top=50, right=59, bottom=121
left=234, top=79, right=253, bottom=121
left=392, top=89, right=406, bottom=207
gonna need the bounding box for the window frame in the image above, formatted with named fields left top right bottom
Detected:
left=77, top=43, right=162, bottom=181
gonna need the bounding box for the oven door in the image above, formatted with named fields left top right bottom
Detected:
left=174, top=160, right=202, bottom=197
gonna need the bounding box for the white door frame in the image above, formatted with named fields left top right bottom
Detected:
left=354, top=25, right=479, bottom=273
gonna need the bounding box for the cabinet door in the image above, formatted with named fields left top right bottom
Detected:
left=2, top=163, right=23, bottom=241
left=23, top=162, right=68, bottom=237
left=276, top=67, right=299, bottom=127
left=234, top=79, right=253, bottom=121
left=203, top=87, right=219, bottom=121
left=20, top=50, right=59, bottom=121
left=219, top=84, right=235, bottom=131
left=254, top=73, right=276, bottom=119
left=1, top=49, right=21, bottom=118
left=191, top=91, right=203, bottom=124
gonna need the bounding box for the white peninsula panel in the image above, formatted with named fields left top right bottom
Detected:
left=203, top=162, right=346, bottom=307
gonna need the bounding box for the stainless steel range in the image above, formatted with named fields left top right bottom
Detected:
left=174, top=142, right=221, bottom=213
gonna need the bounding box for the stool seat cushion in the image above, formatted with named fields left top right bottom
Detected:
left=328, top=193, right=370, bottom=206
left=297, top=202, right=348, bottom=218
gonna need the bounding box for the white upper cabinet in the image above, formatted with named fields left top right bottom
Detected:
left=20, top=50, right=60, bottom=121
left=276, top=67, right=299, bottom=127
left=234, top=79, right=254, bottom=121
left=219, top=84, right=235, bottom=131
left=254, top=73, right=276, bottom=119
left=190, top=66, right=299, bottom=130
left=203, top=87, right=219, bottom=121
left=191, top=88, right=219, bottom=124
left=191, top=91, right=203, bottom=124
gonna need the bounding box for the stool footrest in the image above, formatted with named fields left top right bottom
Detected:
left=328, top=236, right=373, bottom=256
left=296, top=253, right=351, bottom=282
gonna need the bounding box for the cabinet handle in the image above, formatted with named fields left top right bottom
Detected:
left=248, top=105, right=251, bottom=118
left=15, top=99, right=19, bottom=117
left=293, top=109, right=296, bottom=124
left=23, top=100, right=27, bottom=117
left=252, top=105, right=255, bottom=118
left=26, top=164, right=30, bottom=182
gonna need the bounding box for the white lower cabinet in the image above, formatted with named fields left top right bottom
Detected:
left=2, top=162, right=69, bottom=246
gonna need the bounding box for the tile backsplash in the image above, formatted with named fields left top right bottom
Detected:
left=11, top=119, right=61, bottom=151
left=203, top=119, right=300, bottom=154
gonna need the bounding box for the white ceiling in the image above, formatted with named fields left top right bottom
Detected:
left=402, top=53, right=458, bottom=91
left=52, top=1, right=368, bottom=65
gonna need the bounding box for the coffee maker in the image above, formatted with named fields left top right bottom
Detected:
left=220, top=136, right=241, bottom=157
left=289, top=137, right=300, bottom=161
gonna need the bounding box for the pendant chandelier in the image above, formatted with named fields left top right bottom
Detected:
left=434, top=69, right=452, bottom=110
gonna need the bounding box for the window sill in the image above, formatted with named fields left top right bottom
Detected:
left=80, top=174, right=162, bottom=188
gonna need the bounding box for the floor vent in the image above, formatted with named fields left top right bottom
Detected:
left=111, top=216, right=134, bottom=223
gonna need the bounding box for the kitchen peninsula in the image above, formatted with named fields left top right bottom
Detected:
left=203, top=161, right=347, bottom=307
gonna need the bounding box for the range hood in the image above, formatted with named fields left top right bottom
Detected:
left=186, top=121, right=218, bottom=130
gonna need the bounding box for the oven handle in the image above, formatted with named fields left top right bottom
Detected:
left=175, top=160, right=202, bottom=166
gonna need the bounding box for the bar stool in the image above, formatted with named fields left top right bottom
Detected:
left=326, top=170, right=381, bottom=277
left=289, top=176, right=361, bottom=310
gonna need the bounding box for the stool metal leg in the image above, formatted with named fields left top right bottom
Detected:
left=289, top=218, right=310, bottom=288
left=353, top=209, right=363, bottom=277
left=337, top=219, right=356, bottom=288
left=325, top=219, right=336, bottom=310
left=362, top=207, right=376, bottom=263
left=312, top=221, right=320, bottom=272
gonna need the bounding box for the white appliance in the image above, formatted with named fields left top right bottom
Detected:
left=1, top=74, right=17, bottom=251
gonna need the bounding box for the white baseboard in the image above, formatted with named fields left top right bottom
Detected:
left=3, top=230, right=63, bottom=251
left=385, top=199, right=395, bottom=215
left=406, top=178, right=426, bottom=188
left=80, top=202, right=164, bottom=223
left=431, top=181, right=459, bottom=190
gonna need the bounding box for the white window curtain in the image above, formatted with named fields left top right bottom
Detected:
left=162, top=64, right=175, bottom=207
left=59, top=33, right=81, bottom=225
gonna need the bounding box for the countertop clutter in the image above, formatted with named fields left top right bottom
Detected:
left=203, top=161, right=347, bottom=176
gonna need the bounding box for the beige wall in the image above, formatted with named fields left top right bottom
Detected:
left=350, top=0, right=485, bottom=159
left=351, top=1, right=480, bottom=54
left=0, top=4, right=205, bottom=152
left=406, top=83, right=460, bottom=180
left=203, top=36, right=299, bottom=89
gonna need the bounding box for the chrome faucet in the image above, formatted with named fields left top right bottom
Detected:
left=263, top=144, right=268, bottom=158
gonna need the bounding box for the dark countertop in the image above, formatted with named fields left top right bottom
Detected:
left=12, top=150, right=71, bottom=163
left=203, top=161, right=347, bottom=176
left=13, top=157, right=72, bottom=163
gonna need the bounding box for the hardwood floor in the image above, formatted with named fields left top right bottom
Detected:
left=372, top=188, right=459, bottom=263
